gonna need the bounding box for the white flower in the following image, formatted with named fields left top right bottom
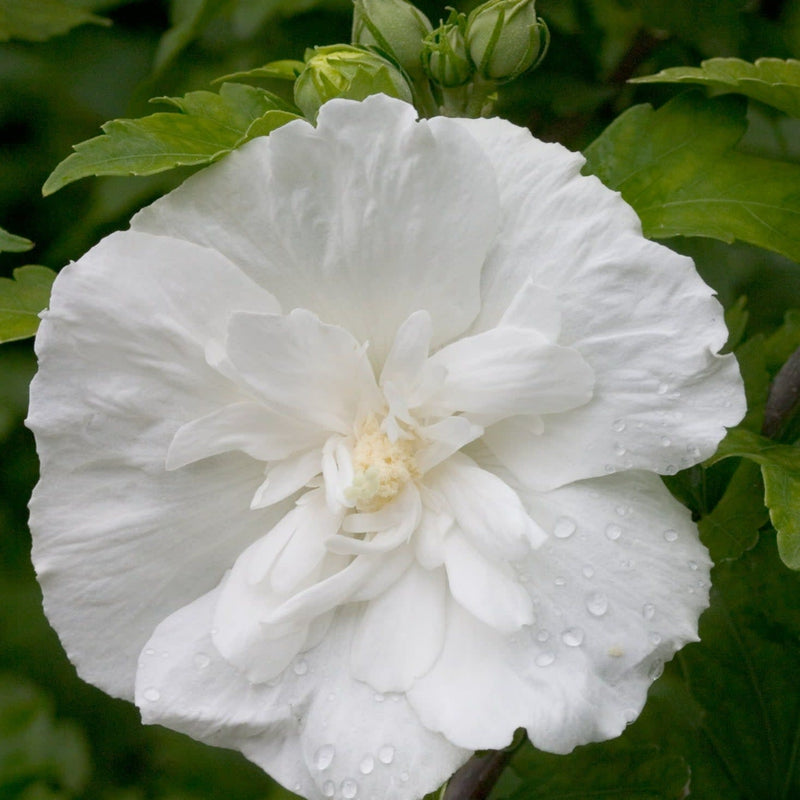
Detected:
left=28, top=95, right=744, bottom=800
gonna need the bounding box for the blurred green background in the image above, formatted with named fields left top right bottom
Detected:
left=2, top=1, right=800, bottom=798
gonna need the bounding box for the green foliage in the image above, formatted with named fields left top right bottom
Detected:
left=631, top=58, right=800, bottom=119
left=43, top=83, right=300, bottom=195
left=0, top=0, right=109, bottom=43
left=218, top=60, right=306, bottom=83
left=584, top=91, right=800, bottom=262
left=762, top=466, right=800, bottom=569
left=0, top=266, right=56, bottom=344
left=0, top=674, right=90, bottom=799
left=0, top=228, right=33, bottom=254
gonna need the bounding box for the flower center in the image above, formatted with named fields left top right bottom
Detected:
left=345, top=416, right=420, bottom=512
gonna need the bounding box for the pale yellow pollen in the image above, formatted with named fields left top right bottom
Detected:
left=345, top=416, right=420, bottom=512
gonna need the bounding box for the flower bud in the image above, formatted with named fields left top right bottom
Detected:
left=294, top=44, right=414, bottom=120
left=466, top=0, right=549, bottom=83
left=421, top=11, right=473, bottom=88
left=351, top=0, right=433, bottom=78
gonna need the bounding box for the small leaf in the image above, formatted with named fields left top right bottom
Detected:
left=215, top=60, right=306, bottom=84
left=0, top=227, right=34, bottom=254
left=698, top=459, right=766, bottom=562
left=631, top=58, right=800, bottom=119
left=723, top=296, right=748, bottom=352
left=583, top=91, right=800, bottom=262
left=43, top=83, right=300, bottom=195
left=0, top=266, right=56, bottom=343
left=762, top=465, right=800, bottom=569
left=708, top=427, right=800, bottom=473
left=0, top=0, right=109, bottom=42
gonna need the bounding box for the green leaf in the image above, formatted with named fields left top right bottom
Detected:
left=698, top=459, right=766, bottom=562
left=0, top=266, right=56, bottom=343
left=734, top=334, right=770, bottom=433
left=764, top=310, right=800, bottom=372
left=43, top=83, right=300, bottom=195
left=631, top=58, right=800, bottom=119
left=583, top=91, right=800, bottom=263
left=508, top=742, right=689, bottom=800
left=708, top=427, right=800, bottom=473
left=723, top=296, right=749, bottom=352
left=0, top=675, right=90, bottom=797
left=0, top=0, right=109, bottom=42
left=215, top=60, right=307, bottom=84
left=0, top=227, right=33, bottom=254
left=762, top=465, right=800, bottom=569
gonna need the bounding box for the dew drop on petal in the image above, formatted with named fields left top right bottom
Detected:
left=378, top=746, right=395, bottom=765
left=649, top=661, right=664, bottom=681
left=341, top=779, right=358, bottom=798
left=582, top=565, right=595, bottom=579
left=688, top=560, right=699, bottom=571
left=315, top=745, right=335, bottom=771
left=536, top=629, right=550, bottom=642
left=373, top=693, right=385, bottom=703
left=649, top=632, right=662, bottom=645
left=663, top=529, right=678, bottom=542
left=614, top=442, right=626, bottom=456
left=619, top=558, right=635, bottom=570
left=293, top=659, right=309, bottom=676
left=193, top=652, right=211, bottom=670
left=360, top=755, right=375, bottom=775
left=143, top=687, right=160, bottom=702
left=535, top=652, right=556, bottom=667
left=400, top=772, right=409, bottom=783
left=657, top=382, right=669, bottom=395
left=612, top=418, right=626, bottom=432
left=554, top=576, right=566, bottom=586
left=660, top=436, right=671, bottom=447
left=615, top=505, right=629, bottom=517
left=561, top=627, right=584, bottom=647
left=642, top=603, right=656, bottom=620
left=323, top=781, right=335, bottom=798
left=143, top=648, right=155, bottom=657
left=605, top=524, right=622, bottom=541
left=553, top=517, right=577, bottom=539
left=586, top=591, right=608, bottom=617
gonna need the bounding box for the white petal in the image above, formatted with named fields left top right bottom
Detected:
left=498, top=279, right=561, bottom=341
left=416, top=417, right=484, bottom=474
left=444, top=534, right=534, bottom=634
left=426, top=454, right=546, bottom=561
left=350, top=564, right=447, bottom=692
left=133, top=95, right=501, bottom=363
left=452, top=116, right=743, bottom=488
left=166, top=402, right=324, bottom=469
left=380, top=310, right=432, bottom=390
left=413, top=495, right=454, bottom=570
left=251, top=449, right=323, bottom=510
left=28, top=231, right=282, bottom=700
left=138, top=593, right=469, bottom=800
left=225, top=309, right=381, bottom=434
left=426, top=326, right=594, bottom=425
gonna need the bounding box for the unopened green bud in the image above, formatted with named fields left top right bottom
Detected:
left=421, top=11, right=473, bottom=88
left=294, top=44, right=414, bottom=120
left=466, top=0, right=549, bottom=83
left=352, top=0, right=433, bottom=78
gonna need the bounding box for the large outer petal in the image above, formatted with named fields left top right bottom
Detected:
left=136, top=590, right=470, bottom=800
left=450, top=116, right=744, bottom=490
left=132, top=95, right=500, bottom=363
left=27, top=231, right=286, bottom=700
left=408, top=469, right=710, bottom=753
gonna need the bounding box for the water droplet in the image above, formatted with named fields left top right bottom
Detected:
left=612, top=418, right=626, bottom=432
left=554, top=576, right=566, bottom=587
left=649, top=632, right=662, bottom=645
left=663, top=529, right=678, bottom=542
left=664, top=464, right=678, bottom=475
left=535, top=652, right=556, bottom=667
left=642, top=603, right=656, bottom=620
left=315, top=745, right=335, bottom=771
left=400, top=772, right=409, bottom=783
left=359, top=755, right=374, bottom=775
left=143, top=687, right=160, bottom=702
left=687, top=445, right=701, bottom=459
left=143, top=648, right=155, bottom=657
left=604, top=464, right=616, bottom=474
left=688, top=560, right=698, bottom=571
left=648, top=661, right=664, bottom=681
left=322, top=781, right=335, bottom=798
left=586, top=591, right=608, bottom=617
left=614, top=442, right=627, bottom=456
left=553, top=517, right=577, bottom=539
left=660, top=436, right=671, bottom=447
left=378, top=746, right=394, bottom=765
left=605, top=524, right=622, bottom=541
left=293, top=659, right=309, bottom=676
left=581, top=565, right=595, bottom=579
left=657, top=382, right=669, bottom=395
left=193, top=653, right=211, bottom=670
left=619, top=558, right=635, bottom=570
left=536, top=629, right=550, bottom=642
left=561, top=627, right=584, bottom=647
left=341, top=779, right=358, bottom=798
left=615, top=505, right=629, bottom=517
left=373, top=693, right=385, bottom=703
